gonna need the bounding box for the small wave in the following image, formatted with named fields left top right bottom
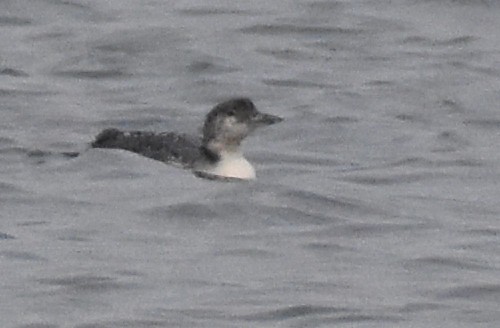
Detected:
left=400, top=35, right=476, bottom=47
left=74, top=319, right=168, bottom=328
left=399, top=302, right=445, bottom=313
left=240, top=305, right=403, bottom=324
left=37, top=275, right=135, bottom=293
left=464, top=119, right=500, bottom=129
left=1, top=250, right=46, bottom=261
left=53, top=69, right=130, bottom=79
left=240, top=305, right=344, bottom=321
left=303, top=242, right=350, bottom=252
left=16, top=323, right=59, bottom=328
left=389, top=157, right=482, bottom=168
left=336, top=222, right=422, bottom=237
left=0, top=88, right=56, bottom=97
left=256, top=48, right=311, bottom=61
left=0, top=181, right=28, bottom=194
left=306, top=1, right=344, bottom=11
left=342, top=172, right=434, bottom=186
left=186, top=60, right=238, bottom=75
left=405, top=256, right=491, bottom=271
left=0, top=147, right=79, bottom=165
left=0, top=16, right=31, bottom=26
left=437, top=283, right=500, bottom=300
left=467, top=228, right=500, bottom=237
left=262, top=78, right=336, bottom=89
left=0, top=68, right=29, bottom=77
left=0, top=232, right=15, bottom=240
left=178, top=7, right=254, bottom=16
left=240, top=24, right=362, bottom=36
left=147, top=203, right=218, bottom=220
left=213, top=248, right=276, bottom=258
left=285, top=189, right=376, bottom=215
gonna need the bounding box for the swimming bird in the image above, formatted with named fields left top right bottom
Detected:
left=91, top=98, right=283, bottom=180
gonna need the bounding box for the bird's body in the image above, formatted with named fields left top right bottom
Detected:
left=91, top=98, right=282, bottom=180
left=91, top=129, right=203, bottom=168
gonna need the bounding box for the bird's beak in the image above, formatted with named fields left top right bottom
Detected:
left=252, top=112, right=283, bottom=126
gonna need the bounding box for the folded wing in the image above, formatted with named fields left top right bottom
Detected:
left=91, top=128, right=202, bottom=168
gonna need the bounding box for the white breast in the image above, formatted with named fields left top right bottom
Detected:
left=204, top=151, right=256, bottom=180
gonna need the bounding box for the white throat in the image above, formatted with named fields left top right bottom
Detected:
left=203, top=150, right=256, bottom=180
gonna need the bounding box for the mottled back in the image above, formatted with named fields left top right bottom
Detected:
left=91, top=128, right=202, bottom=168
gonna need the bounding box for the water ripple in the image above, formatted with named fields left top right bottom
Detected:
left=0, top=15, right=31, bottom=26
left=240, top=24, right=363, bottom=36
left=1, top=250, right=46, bottom=261
left=262, top=78, right=336, bottom=89
left=306, top=1, right=344, bottom=11
left=342, top=172, right=436, bottom=186
left=239, top=305, right=345, bottom=321
left=214, top=248, right=276, bottom=259
left=239, top=305, right=403, bottom=324
left=16, top=323, right=59, bottom=328
left=37, top=275, right=135, bottom=293
left=53, top=69, right=130, bottom=80
left=75, top=319, right=168, bottom=328
left=178, top=7, right=255, bottom=16
left=405, top=256, right=492, bottom=271
left=400, top=35, right=476, bottom=47
left=0, top=68, right=29, bottom=77
left=389, top=157, right=482, bottom=168
left=186, top=60, right=238, bottom=75
left=437, top=284, right=500, bottom=300
left=284, top=189, right=381, bottom=216
left=399, top=302, right=446, bottom=313
left=147, top=203, right=218, bottom=221
left=464, top=119, right=500, bottom=129
left=0, top=232, right=16, bottom=240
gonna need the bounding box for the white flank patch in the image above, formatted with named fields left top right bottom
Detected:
left=204, top=151, right=256, bottom=180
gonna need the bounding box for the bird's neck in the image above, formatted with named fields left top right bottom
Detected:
left=212, top=150, right=256, bottom=180
left=198, top=142, right=255, bottom=180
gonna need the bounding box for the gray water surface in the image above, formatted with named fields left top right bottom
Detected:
left=1, top=0, right=500, bottom=327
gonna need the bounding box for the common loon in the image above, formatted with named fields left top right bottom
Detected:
left=91, top=98, right=283, bottom=180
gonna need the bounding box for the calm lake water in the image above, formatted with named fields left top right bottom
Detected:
left=1, top=0, right=500, bottom=327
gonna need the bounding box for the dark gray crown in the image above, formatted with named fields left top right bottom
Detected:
left=202, top=98, right=257, bottom=145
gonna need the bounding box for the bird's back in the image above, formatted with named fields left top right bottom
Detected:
left=91, top=128, right=202, bottom=168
